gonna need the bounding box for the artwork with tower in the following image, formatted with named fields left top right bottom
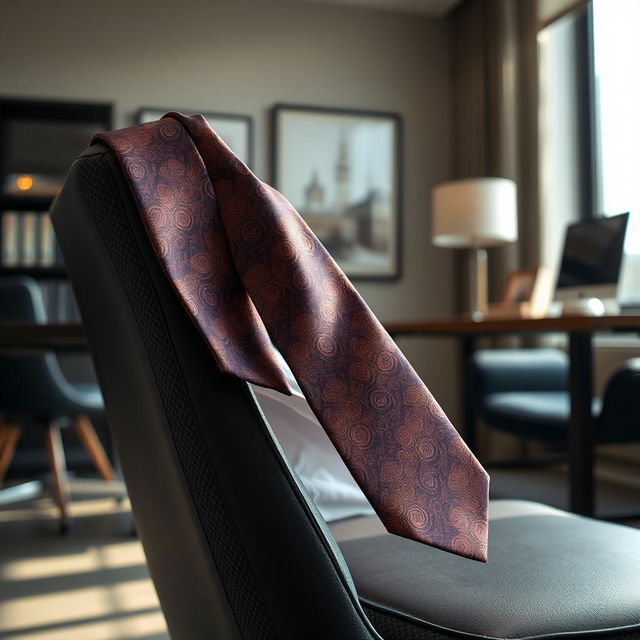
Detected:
left=272, top=105, right=401, bottom=279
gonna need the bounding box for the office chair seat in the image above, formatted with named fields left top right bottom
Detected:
left=336, top=500, right=640, bottom=639
left=50, top=139, right=640, bottom=640
left=473, top=348, right=640, bottom=445
left=483, top=391, right=602, bottom=440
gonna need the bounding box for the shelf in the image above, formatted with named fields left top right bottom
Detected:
left=0, top=266, right=67, bottom=278
left=0, top=195, right=55, bottom=212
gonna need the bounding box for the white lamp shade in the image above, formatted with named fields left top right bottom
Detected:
left=432, top=178, right=518, bottom=248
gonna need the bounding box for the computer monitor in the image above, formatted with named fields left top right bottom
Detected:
left=555, top=212, right=629, bottom=304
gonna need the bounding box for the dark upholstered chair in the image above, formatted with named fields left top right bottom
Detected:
left=472, top=348, right=640, bottom=444
left=0, top=276, right=115, bottom=531
left=50, top=142, right=640, bottom=640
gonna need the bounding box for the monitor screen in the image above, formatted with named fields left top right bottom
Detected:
left=556, top=212, right=629, bottom=291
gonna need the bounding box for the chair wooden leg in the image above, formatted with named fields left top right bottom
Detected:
left=0, top=423, right=22, bottom=485
left=0, top=423, right=7, bottom=456
left=73, top=415, right=115, bottom=482
left=44, top=422, right=70, bottom=532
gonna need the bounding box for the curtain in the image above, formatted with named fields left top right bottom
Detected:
left=449, top=0, right=540, bottom=310
left=449, top=0, right=541, bottom=459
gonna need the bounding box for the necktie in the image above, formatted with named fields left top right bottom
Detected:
left=93, top=114, right=489, bottom=562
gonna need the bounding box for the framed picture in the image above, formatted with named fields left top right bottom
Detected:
left=136, top=108, right=253, bottom=168
left=488, top=266, right=553, bottom=318
left=272, top=104, right=402, bottom=280
left=501, top=267, right=541, bottom=305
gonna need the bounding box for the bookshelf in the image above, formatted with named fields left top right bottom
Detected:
left=0, top=97, right=113, bottom=322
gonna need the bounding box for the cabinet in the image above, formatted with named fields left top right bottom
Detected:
left=0, top=97, right=112, bottom=321
left=0, top=97, right=114, bottom=478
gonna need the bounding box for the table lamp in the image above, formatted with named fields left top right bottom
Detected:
left=432, top=178, right=517, bottom=318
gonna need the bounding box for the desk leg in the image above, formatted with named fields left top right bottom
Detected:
left=461, top=335, right=478, bottom=454
left=568, top=332, right=595, bottom=516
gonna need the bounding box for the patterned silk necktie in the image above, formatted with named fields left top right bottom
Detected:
left=93, top=114, right=489, bottom=562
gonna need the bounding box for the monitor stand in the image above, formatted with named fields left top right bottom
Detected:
left=561, top=297, right=617, bottom=316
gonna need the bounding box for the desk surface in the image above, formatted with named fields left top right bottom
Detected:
left=385, top=314, right=640, bottom=336
left=0, top=323, right=86, bottom=351
left=3, top=316, right=639, bottom=350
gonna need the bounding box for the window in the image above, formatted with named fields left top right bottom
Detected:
left=538, top=7, right=592, bottom=280
left=592, top=0, right=640, bottom=304
left=539, top=1, right=640, bottom=306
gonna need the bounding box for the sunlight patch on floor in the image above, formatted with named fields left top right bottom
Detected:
left=0, top=579, right=161, bottom=632
left=2, top=540, right=144, bottom=581
left=0, top=479, right=169, bottom=640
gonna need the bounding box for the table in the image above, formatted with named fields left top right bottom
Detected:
left=384, top=314, right=640, bottom=517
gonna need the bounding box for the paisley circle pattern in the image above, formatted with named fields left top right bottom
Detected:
left=174, top=207, right=194, bottom=229
left=159, top=157, right=184, bottom=179
left=147, top=205, right=168, bottom=227
left=322, top=378, right=348, bottom=403
left=416, top=437, right=438, bottom=460
left=343, top=398, right=362, bottom=420
left=349, top=362, right=374, bottom=384
left=93, top=113, right=489, bottom=563
left=275, top=240, right=297, bottom=261
left=349, top=424, right=373, bottom=448
left=239, top=219, right=264, bottom=244
left=125, top=158, right=146, bottom=180
left=370, top=390, right=393, bottom=411
left=191, top=253, right=214, bottom=276
left=407, top=505, right=429, bottom=529
left=376, top=350, right=398, bottom=372
left=316, top=334, right=338, bottom=357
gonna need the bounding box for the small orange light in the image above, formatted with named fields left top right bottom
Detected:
left=16, top=175, right=33, bottom=191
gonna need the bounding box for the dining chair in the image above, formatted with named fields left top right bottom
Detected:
left=0, top=275, right=115, bottom=532
left=49, top=139, right=640, bottom=639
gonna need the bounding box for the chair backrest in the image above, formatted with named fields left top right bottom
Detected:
left=597, top=357, right=640, bottom=443
left=0, top=276, right=47, bottom=323
left=0, top=276, right=79, bottom=417
left=51, top=143, right=382, bottom=640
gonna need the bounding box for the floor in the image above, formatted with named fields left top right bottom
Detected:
left=490, top=464, right=640, bottom=519
left=0, top=471, right=639, bottom=640
left=0, top=480, right=168, bottom=640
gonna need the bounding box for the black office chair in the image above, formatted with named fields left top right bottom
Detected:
left=0, top=275, right=115, bottom=531
left=50, top=142, right=640, bottom=639
left=472, top=348, right=640, bottom=444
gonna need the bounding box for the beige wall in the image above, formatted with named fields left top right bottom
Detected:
left=0, top=0, right=463, bottom=420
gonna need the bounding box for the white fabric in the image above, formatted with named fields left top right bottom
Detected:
left=251, top=353, right=572, bottom=525
left=251, top=352, right=375, bottom=523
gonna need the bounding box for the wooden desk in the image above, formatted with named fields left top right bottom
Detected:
left=385, top=314, right=640, bottom=517
left=0, top=323, right=86, bottom=353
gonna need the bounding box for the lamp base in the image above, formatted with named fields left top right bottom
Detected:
left=469, top=248, right=488, bottom=319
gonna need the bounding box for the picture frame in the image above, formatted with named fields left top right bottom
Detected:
left=272, top=104, right=402, bottom=280
left=136, top=107, right=253, bottom=168
left=488, top=266, right=553, bottom=318
left=501, top=267, right=541, bottom=305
